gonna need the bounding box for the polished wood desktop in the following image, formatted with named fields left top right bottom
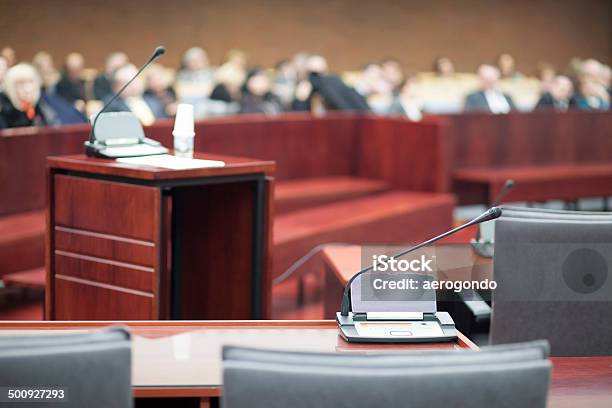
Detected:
left=0, top=320, right=608, bottom=408
left=46, top=153, right=275, bottom=320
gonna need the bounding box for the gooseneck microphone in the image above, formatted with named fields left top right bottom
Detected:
left=339, top=206, right=503, bottom=316
left=492, top=179, right=514, bottom=207
left=88, top=46, right=166, bottom=146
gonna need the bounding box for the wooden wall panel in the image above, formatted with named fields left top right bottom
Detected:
left=0, top=0, right=610, bottom=72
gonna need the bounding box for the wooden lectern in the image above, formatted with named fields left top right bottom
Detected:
left=45, top=153, right=275, bottom=320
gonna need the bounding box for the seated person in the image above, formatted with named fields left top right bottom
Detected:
left=55, top=52, right=86, bottom=105
left=536, top=62, right=556, bottom=93
left=535, top=75, right=575, bottom=111
left=497, top=53, right=523, bottom=79
left=144, top=63, right=177, bottom=117
left=93, top=51, right=128, bottom=100
left=0, top=56, right=8, bottom=92
left=239, top=68, right=283, bottom=114
left=292, top=55, right=370, bottom=113
left=0, top=63, right=60, bottom=128
left=103, top=64, right=166, bottom=125
left=574, top=78, right=610, bottom=111
left=433, top=56, right=455, bottom=77
left=210, top=63, right=246, bottom=103
left=381, top=58, right=405, bottom=92
left=32, top=52, right=59, bottom=94
left=272, top=59, right=298, bottom=108
left=1, top=46, right=16, bottom=67
left=387, top=75, right=423, bottom=121
left=175, top=47, right=215, bottom=101
left=464, top=64, right=515, bottom=114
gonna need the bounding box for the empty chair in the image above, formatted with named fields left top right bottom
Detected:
left=0, top=326, right=132, bottom=408
left=491, top=207, right=612, bottom=356
left=222, top=341, right=551, bottom=408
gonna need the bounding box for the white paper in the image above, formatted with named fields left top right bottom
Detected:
left=116, top=154, right=225, bottom=170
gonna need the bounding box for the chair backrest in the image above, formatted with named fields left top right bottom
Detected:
left=0, top=326, right=132, bottom=408
left=223, top=339, right=549, bottom=367
left=222, top=342, right=551, bottom=408
left=491, top=208, right=612, bottom=356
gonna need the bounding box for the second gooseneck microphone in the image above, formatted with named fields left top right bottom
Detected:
left=339, top=206, right=503, bottom=316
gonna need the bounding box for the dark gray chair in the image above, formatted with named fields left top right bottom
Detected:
left=0, top=326, right=132, bottom=408
left=222, top=342, right=551, bottom=408
left=491, top=207, right=612, bottom=356
left=223, top=339, right=549, bottom=367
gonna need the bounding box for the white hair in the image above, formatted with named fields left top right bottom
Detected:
left=4, top=63, right=41, bottom=109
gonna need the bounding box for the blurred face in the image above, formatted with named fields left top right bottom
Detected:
left=247, top=72, right=270, bottom=96
left=437, top=58, right=454, bottom=76
left=186, top=49, right=209, bottom=71
left=1, top=47, right=16, bottom=66
left=550, top=76, right=573, bottom=101
left=498, top=54, right=515, bottom=75
left=382, top=60, right=403, bottom=87
left=306, top=55, right=328, bottom=74
left=14, top=76, right=40, bottom=104
left=114, top=65, right=144, bottom=97
left=65, top=53, right=84, bottom=78
left=106, top=52, right=128, bottom=74
left=147, top=69, right=167, bottom=93
left=478, top=65, right=500, bottom=90
left=600, top=66, right=611, bottom=88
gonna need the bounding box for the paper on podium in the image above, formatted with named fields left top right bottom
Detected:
left=116, top=154, right=225, bottom=170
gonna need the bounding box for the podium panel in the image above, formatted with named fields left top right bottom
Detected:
left=46, top=153, right=274, bottom=320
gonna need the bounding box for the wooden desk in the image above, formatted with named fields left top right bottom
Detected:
left=0, top=321, right=608, bottom=408
left=0, top=320, right=475, bottom=405
left=453, top=163, right=612, bottom=205
left=321, top=244, right=492, bottom=318
left=46, top=153, right=275, bottom=320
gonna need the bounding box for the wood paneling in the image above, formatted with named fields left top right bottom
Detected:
left=0, top=0, right=609, bottom=72
left=173, top=182, right=258, bottom=319
left=55, top=252, right=154, bottom=293
left=54, top=277, right=154, bottom=320
left=54, top=174, right=159, bottom=241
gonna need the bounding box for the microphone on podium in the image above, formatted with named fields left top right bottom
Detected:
left=339, top=206, right=503, bottom=316
left=85, top=46, right=166, bottom=157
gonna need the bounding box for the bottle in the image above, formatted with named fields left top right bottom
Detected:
left=173, top=104, right=195, bottom=158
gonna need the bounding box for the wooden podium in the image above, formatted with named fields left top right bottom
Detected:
left=45, top=153, right=275, bottom=320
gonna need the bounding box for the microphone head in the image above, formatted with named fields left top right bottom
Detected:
left=471, top=206, right=503, bottom=225
left=504, top=179, right=515, bottom=190
left=153, top=46, right=166, bottom=59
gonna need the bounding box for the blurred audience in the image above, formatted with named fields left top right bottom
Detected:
left=55, top=52, right=86, bottom=106
left=464, top=64, right=515, bottom=113
left=93, top=51, right=128, bottom=100
left=0, top=46, right=610, bottom=130
left=144, top=63, right=178, bottom=117
left=175, top=47, right=215, bottom=101
left=387, top=74, right=423, bottom=121
left=32, top=52, right=59, bottom=94
left=239, top=68, right=283, bottom=114
left=104, top=63, right=166, bottom=125
left=535, top=75, right=574, bottom=111
left=0, top=63, right=59, bottom=128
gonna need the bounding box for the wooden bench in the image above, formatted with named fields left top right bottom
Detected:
left=2, top=267, right=46, bottom=290
left=453, top=163, right=612, bottom=205
left=0, top=211, right=45, bottom=278
left=275, top=177, right=389, bottom=214
left=273, top=191, right=455, bottom=279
